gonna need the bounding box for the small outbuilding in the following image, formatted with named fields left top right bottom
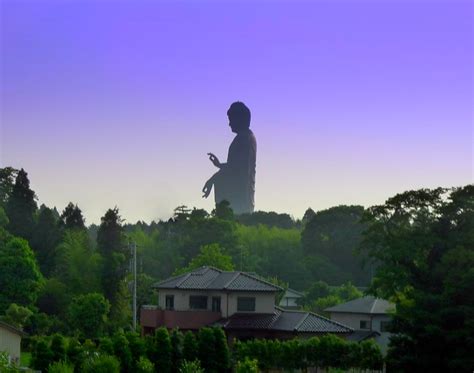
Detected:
left=0, top=320, right=27, bottom=364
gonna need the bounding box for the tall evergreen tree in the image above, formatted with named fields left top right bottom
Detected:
left=5, top=168, right=37, bottom=241
left=59, top=202, right=86, bottom=230
left=0, top=167, right=18, bottom=208
left=97, top=208, right=129, bottom=323
left=31, top=206, right=62, bottom=277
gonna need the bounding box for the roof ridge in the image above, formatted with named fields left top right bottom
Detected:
left=223, top=272, right=241, bottom=289
left=369, top=298, right=378, bottom=314
left=307, top=311, right=354, bottom=331
left=293, top=312, right=310, bottom=331
left=176, top=273, right=192, bottom=287
left=268, top=308, right=283, bottom=328
left=238, top=271, right=283, bottom=291
left=154, top=272, right=189, bottom=287
left=202, top=265, right=223, bottom=273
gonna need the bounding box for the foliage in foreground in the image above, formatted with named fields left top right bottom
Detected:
left=361, top=186, right=474, bottom=372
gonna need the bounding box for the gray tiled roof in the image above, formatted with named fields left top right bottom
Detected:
left=325, top=296, right=395, bottom=315
left=153, top=266, right=281, bottom=292
left=217, top=307, right=352, bottom=334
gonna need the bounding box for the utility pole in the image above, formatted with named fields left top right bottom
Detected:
left=131, top=241, right=137, bottom=331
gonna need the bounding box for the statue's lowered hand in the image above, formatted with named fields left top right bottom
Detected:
left=202, top=179, right=213, bottom=198
left=207, top=153, right=221, bottom=168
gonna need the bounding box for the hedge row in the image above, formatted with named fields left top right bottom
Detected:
left=233, top=334, right=384, bottom=371
left=27, top=330, right=383, bottom=372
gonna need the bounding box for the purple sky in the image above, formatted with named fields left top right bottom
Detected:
left=1, top=0, right=472, bottom=224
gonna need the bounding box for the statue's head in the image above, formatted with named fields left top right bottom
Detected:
left=227, top=102, right=251, bottom=133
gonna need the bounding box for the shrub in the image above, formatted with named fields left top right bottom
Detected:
left=48, top=361, right=74, bottom=373
left=50, top=334, right=67, bottom=362
left=179, top=360, right=204, bottom=373
left=112, top=333, right=133, bottom=372
left=82, top=354, right=120, bottom=373
left=0, top=351, right=20, bottom=373
left=197, top=327, right=215, bottom=371
left=30, top=338, right=53, bottom=372
left=235, top=357, right=259, bottom=373
left=125, top=332, right=146, bottom=366
left=151, top=327, right=171, bottom=373
left=66, top=338, right=83, bottom=368
left=135, top=356, right=154, bottom=373
left=213, top=328, right=230, bottom=371
left=359, top=339, right=384, bottom=370
left=182, top=331, right=198, bottom=363
left=98, top=337, right=114, bottom=355
left=170, top=329, right=183, bottom=372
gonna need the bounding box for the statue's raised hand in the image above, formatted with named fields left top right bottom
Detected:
left=207, top=153, right=221, bottom=168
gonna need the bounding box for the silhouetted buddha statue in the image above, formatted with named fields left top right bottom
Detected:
left=202, top=102, right=256, bottom=214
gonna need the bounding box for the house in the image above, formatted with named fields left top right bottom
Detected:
left=325, top=295, right=395, bottom=353
left=0, top=321, right=27, bottom=364
left=141, top=266, right=352, bottom=341
left=278, top=288, right=304, bottom=309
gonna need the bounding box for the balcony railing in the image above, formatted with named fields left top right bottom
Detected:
left=141, top=306, right=222, bottom=330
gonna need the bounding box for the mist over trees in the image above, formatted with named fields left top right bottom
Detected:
left=0, top=166, right=472, bottom=371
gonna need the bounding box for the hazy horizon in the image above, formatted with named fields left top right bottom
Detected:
left=2, top=0, right=472, bottom=225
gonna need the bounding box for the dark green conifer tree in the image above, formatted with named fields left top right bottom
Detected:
left=212, top=328, right=230, bottom=372
left=197, top=327, right=216, bottom=372
left=5, top=168, right=37, bottom=241
left=31, top=206, right=62, bottom=276
left=182, top=331, right=198, bottom=363
left=59, top=202, right=86, bottom=231
left=96, top=208, right=129, bottom=323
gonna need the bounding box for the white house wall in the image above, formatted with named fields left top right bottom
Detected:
left=0, top=327, right=21, bottom=363
left=329, top=312, right=372, bottom=330
left=158, top=290, right=275, bottom=317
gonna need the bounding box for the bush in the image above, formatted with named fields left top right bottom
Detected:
left=197, top=327, right=215, bottom=372
left=170, top=329, right=183, bottom=372
left=0, top=351, right=20, bottom=373
left=112, top=333, right=133, bottom=372
left=135, top=356, right=154, bottom=373
left=68, top=293, right=110, bottom=338
left=235, top=357, right=259, bottom=373
left=82, top=354, right=120, bottom=373
left=150, top=327, right=171, bottom=373
left=48, top=361, right=74, bottom=373
left=213, top=328, right=230, bottom=371
left=98, top=337, right=114, bottom=355
left=125, top=332, right=146, bottom=367
left=182, top=331, right=198, bottom=362
left=50, top=334, right=67, bottom=362
left=232, top=335, right=384, bottom=371
left=30, top=338, right=53, bottom=372
left=179, top=360, right=204, bottom=373
left=66, top=338, right=83, bottom=369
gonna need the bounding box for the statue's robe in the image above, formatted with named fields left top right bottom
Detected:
left=214, top=129, right=256, bottom=214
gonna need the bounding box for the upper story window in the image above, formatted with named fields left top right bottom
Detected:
left=165, top=295, right=174, bottom=310
left=380, top=321, right=391, bottom=332
left=189, top=295, right=208, bottom=310
left=237, top=297, right=256, bottom=312
left=360, top=320, right=369, bottom=329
